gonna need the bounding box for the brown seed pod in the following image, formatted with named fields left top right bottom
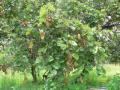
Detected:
left=80, top=75, right=84, bottom=83
left=40, top=31, right=45, bottom=40
left=0, top=64, right=9, bottom=74
left=20, top=20, right=29, bottom=27
left=63, top=71, right=69, bottom=85
left=45, top=16, right=52, bottom=27
left=66, top=52, right=75, bottom=72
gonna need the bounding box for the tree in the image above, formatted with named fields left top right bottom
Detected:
left=1, top=0, right=120, bottom=88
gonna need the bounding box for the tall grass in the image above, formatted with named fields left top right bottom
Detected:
left=0, top=72, right=44, bottom=90
left=0, top=64, right=120, bottom=90
left=85, top=64, right=120, bottom=89
left=0, top=73, right=21, bottom=90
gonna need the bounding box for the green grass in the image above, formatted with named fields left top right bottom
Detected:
left=0, top=72, right=44, bottom=90
left=104, top=64, right=120, bottom=76
left=0, top=64, right=120, bottom=90
left=85, top=64, right=120, bottom=89
left=85, top=70, right=109, bottom=87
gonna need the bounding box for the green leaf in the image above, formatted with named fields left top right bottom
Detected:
left=91, top=46, right=99, bottom=54
left=48, top=56, right=54, bottom=62
left=69, top=40, right=77, bottom=46
left=47, top=3, right=55, bottom=12
left=39, top=17, right=45, bottom=24
left=72, top=53, right=79, bottom=60
left=49, top=70, right=57, bottom=77
left=52, top=62, right=60, bottom=70
left=57, top=40, right=67, bottom=50
left=25, top=28, right=32, bottom=36
left=40, top=6, right=47, bottom=17
left=39, top=47, right=47, bottom=54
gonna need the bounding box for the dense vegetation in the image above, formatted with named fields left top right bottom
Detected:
left=0, top=0, right=120, bottom=90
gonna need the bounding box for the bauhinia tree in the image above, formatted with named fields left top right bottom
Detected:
left=1, top=0, right=120, bottom=88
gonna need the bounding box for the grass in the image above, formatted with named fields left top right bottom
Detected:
left=104, top=64, right=120, bottom=76
left=85, top=64, right=120, bottom=89
left=0, top=72, right=44, bottom=90
left=0, top=64, right=120, bottom=90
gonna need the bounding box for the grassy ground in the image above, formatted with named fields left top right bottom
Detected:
left=86, top=64, right=120, bottom=89
left=86, top=64, right=120, bottom=84
left=104, top=64, right=120, bottom=76
left=0, top=64, right=120, bottom=90
left=0, top=73, right=44, bottom=90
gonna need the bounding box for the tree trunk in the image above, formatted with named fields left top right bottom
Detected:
left=79, top=64, right=87, bottom=83
left=31, top=64, right=37, bottom=82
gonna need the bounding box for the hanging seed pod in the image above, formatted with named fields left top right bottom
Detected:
left=45, top=16, right=52, bottom=27
left=77, top=33, right=81, bottom=40
left=28, top=41, right=33, bottom=49
left=40, top=31, right=45, bottom=40
left=63, top=70, right=69, bottom=85
left=66, top=52, right=75, bottom=72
